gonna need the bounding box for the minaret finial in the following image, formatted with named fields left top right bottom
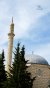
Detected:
left=12, top=17, right=13, bottom=23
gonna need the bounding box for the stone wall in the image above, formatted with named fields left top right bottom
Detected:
left=28, top=64, right=50, bottom=88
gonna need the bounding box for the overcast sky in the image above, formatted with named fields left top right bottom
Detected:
left=0, top=0, right=50, bottom=64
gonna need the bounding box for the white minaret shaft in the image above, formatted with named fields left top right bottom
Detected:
left=6, top=18, right=15, bottom=73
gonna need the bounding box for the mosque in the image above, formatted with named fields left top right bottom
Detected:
left=6, top=18, right=50, bottom=88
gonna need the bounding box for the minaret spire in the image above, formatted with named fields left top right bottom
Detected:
left=6, top=18, right=15, bottom=75
left=12, top=17, right=13, bottom=23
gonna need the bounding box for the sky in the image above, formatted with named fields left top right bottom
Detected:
left=0, top=0, right=50, bottom=64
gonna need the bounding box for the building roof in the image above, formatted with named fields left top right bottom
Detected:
left=25, top=54, right=49, bottom=65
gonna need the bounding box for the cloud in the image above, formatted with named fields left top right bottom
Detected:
left=0, top=0, right=50, bottom=64
left=0, top=0, right=50, bottom=41
left=13, top=0, right=50, bottom=40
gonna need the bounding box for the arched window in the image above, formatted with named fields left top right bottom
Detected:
left=36, top=69, right=42, bottom=76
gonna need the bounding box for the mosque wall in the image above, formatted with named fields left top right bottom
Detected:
left=28, top=64, right=50, bottom=88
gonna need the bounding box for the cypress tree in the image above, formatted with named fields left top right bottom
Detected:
left=0, top=50, right=7, bottom=88
left=8, top=43, right=35, bottom=88
left=7, top=43, right=21, bottom=88
left=19, top=45, right=35, bottom=88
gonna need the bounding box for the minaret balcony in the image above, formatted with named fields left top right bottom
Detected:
left=8, top=33, right=15, bottom=37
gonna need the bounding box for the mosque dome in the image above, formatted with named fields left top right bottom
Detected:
left=25, top=54, right=48, bottom=65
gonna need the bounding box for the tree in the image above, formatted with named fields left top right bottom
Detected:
left=0, top=50, right=7, bottom=88
left=8, top=43, right=35, bottom=88
left=19, top=45, right=34, bottom=88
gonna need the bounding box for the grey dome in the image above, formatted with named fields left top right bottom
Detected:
left=25, top=54, right=48, bottom=65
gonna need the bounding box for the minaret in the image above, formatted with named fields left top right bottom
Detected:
left=6, top=18, right=15, bottom=73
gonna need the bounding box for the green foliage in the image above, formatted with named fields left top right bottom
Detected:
left=8, top=43, right=35, bottom=88
left=0, top=50, right=7, bottom=88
